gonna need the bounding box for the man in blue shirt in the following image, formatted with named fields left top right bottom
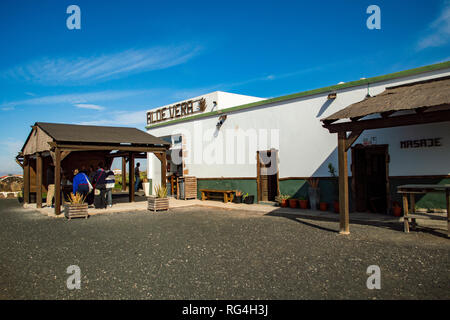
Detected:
left=72, top=169, right=90, bottom=198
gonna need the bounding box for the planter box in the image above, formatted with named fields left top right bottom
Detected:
left=64, top=203, right=89, bottom=220
left=147, top=196, right=169, bottom=212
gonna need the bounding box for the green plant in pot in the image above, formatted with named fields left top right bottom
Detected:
left=328, top=163, right=339, bottom=213
left=234, top=190, right=243, bottom=203
left=288, top=197, right=298, bottom=208
left=243, top=192, right=254, bottom=204
left=298, top=196, right=308, bottom=209
left=17, top=190, right=24, bottom=204
left=275, top=194, right=290, bottom=207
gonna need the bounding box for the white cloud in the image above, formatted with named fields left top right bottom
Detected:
left=417, top=2, right=450, bottom=50
left=78, top=110, right=146, bottom=127
left=1, top=89, right=150, bottom=110
left=3, top=45, right=202, bottom=85
left=74, top=103, right=105, bottom=111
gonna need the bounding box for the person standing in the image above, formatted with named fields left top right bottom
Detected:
left=46, top=163, right=55, bottom=208
left=93, top=162, right=107, bottom=209
left=105, top=169, right=115, bottom=208
left=72, top=169, right=90, bottom=199
left=134, top=162, right=141, bottom=192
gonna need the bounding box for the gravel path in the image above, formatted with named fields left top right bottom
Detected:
left=0, top=199, right=448, bottom=300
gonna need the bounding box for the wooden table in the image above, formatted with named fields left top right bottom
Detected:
left=200, top=189, right=234, bottom=203
left=397, top=184, right=450, bottom=237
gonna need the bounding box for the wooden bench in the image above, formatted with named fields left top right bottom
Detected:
left=200, top=189, right=234, bottom=203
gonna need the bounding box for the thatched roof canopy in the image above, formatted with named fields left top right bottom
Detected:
left=323, top=76, right=450, bottom=122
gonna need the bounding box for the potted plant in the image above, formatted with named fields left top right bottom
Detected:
left=142, top=178, right=151, bottom=197
left=319, top=202, right=328, bottom=211
left=243, top=193, right=255, bottom=204
left=234, top=190, right=243, bottom=203
left=328, top=163, right=339, bottom=213
left=64, top=192, right=88, bottom=220
left=148, top=184, right=169, bottom=212
left=307, top=178, right=320, bottom=210
left=288, top=197, right=298, bottom=208
left=298, top=196, right=308, bottom=209
left=17, top=190, right=23, bottom=204
left=275, top=194, right=290, bottom=207
left=392, top=201, right=402, bottom=217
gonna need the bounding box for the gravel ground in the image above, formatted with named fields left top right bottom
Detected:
left=0, top=199, right=449, bottom=300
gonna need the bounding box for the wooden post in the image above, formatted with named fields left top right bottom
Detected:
left=446, top=189, right=449, bottom=238
left=129, top=152, right=135, bottom=202
left=160, top=152, right=167, bottom=190
left=36, top=153, right=43, bottom=208
left=338, top=132, right=350, bottom=235
left=23, top=156, right=30, bottom=204
left=402, top=193, right=409, bottom=233
left=122, top=156, right=127, bottom=191
left=54, top=148, right=61, bottom=215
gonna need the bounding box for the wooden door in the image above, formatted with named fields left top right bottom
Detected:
left=352, top=145, right=389, bottom=213
left=257, top=150, right=279, bottom=202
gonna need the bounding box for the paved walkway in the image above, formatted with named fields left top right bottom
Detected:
left=22, top=196, right=448, bottom=232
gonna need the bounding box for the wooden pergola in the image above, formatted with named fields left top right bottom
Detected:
left=17, top=122, right=170, bottom=215
left=322, top=76, right=450, bottom=234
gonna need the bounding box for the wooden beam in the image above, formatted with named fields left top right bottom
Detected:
left=345, top=130, right=363, bottom=151
left=338, top=132, right=350, bottom=235
left=15, top=156, right=24, bottom=169
left=23, top=156, right=30, bottom=204
left=160, top=152, right=167, bottom=190
left=61, top=151, right=71, bottom=161
left=323, top=109, right=450, bottom=133
left=129, top=152, right=135, bottom=202
left=54, top=148, right=61, bottom=215
left=48, top=142, right=168, bottom=153
left=36, top=153, right=43, bottom=208
left=122, top=157, right=127, bottom=191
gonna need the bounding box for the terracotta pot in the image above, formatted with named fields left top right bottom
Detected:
left=299, top=199, right=308, bottom=209
left=333, top=201, right=339, bottom=213
left=280, top=199, right=288, bottom=208
left=393, top=206, right=402, bottom=217
left=319, top=202, right=328, bottom=211
left=289, top=199, right=298, bottom=208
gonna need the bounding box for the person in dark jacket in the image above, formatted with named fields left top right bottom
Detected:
left=93, top=162, right=107, bottom=209
left=72, top=169, right=90, bottom=198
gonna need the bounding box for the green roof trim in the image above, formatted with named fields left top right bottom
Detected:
left=146, top=60, right=450, bottom=129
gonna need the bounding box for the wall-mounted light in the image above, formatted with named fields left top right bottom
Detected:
left=216, top=115, right=227, bottom=129
left=327, top=92, right=337, bottom=100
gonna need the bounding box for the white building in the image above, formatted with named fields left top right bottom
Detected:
left=146, top=61, right=450, bottom=212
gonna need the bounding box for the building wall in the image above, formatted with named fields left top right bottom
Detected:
left=147, top=68, right=450, bottom=208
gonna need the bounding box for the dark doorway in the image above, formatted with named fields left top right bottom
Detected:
left=257, top=150, right=279, bottom=202
left=351, top=144, right=390, bottom=214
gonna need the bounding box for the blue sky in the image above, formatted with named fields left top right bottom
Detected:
left=0, top=0, right=449, bottom=175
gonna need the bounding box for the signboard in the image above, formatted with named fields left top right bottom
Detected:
left=400, top=138, right=442, bottom=149
left=147, top=98, right=207, bottom=125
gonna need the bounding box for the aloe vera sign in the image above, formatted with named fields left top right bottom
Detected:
left=147, top=98, right=207, bottom=125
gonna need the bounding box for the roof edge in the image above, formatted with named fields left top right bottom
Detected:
left=146, top=60, right=450, bottom=129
